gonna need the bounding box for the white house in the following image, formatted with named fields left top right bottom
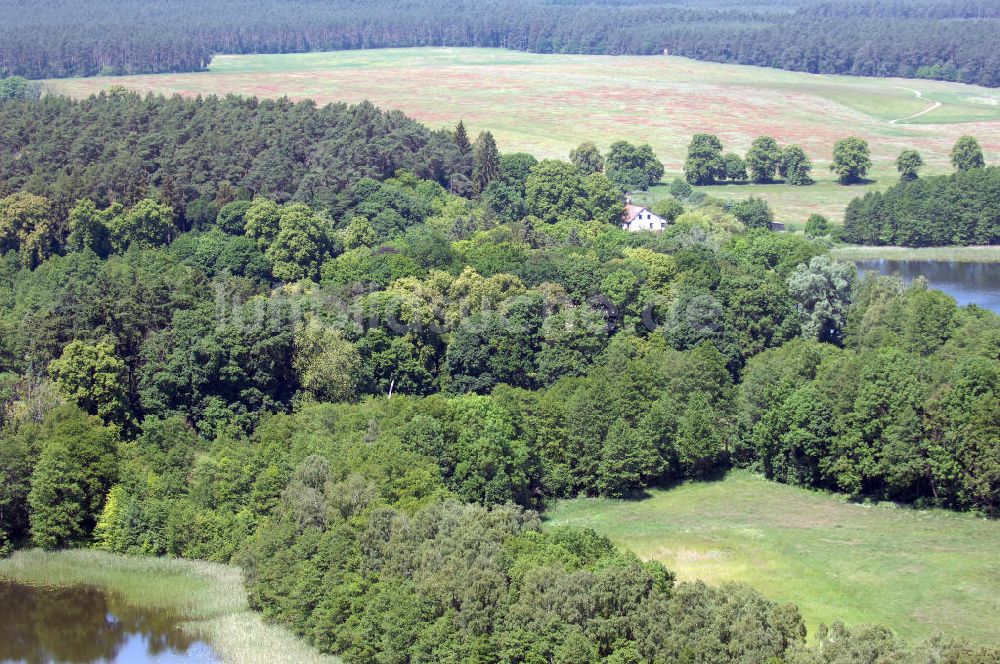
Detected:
left=621, top=204, right=668, bottom=232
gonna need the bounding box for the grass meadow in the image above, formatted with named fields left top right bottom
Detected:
left=546, top=472, right=1000, bottom=645
left=43, top=48, right=1000, bottom=223
left=830, top=245, right=1000, bottom=263
left=0, top=549, right=341, bottom=664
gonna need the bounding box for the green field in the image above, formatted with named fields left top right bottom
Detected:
left=43, top=48, right=1000, bottom=223
left=546, top=472, right=1000, bottom=645
left=830, top=245, right=1000, bottom=263
left=0, top=550, right=340, bottom=664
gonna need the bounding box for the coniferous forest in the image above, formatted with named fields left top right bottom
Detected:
left=1, top=0, right=999, bottom=85
left=1, top=89, right=999, bottom=661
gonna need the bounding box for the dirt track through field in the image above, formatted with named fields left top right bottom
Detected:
left=889, top=87, right=944, bottom=124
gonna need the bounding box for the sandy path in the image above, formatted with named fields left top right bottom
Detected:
left=889, top=87, right=943, bottom=124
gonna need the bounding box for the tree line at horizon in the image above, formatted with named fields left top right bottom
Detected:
left=1, top=0, right=999, bottom=86
left=1, top=90, right=999, bottom=662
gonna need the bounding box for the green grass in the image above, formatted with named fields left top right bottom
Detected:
left=830, top=245, right=1000, bottom=263
left=545, top=472, right=1000, bottom=645
left=42, top=47, right=1000, bottom=223
left=0, top=549, right=341, bottom=664
left=634, top=174, right=893, bottom=224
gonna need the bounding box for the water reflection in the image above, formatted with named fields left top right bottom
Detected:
left=853, top=259, right=1000, bottom=313
left=0, top=581, right=217, bottom=663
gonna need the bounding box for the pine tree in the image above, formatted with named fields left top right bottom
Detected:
left=472, top=131, right=502, bottom=194
left=454, top=120, right=472, bottom=155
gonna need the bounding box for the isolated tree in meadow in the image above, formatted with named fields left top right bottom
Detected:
left=896, top=149, right=924, bottom=181
left=830, top=137, right=872, bottom=184
left=951, top=135, right=984, bottom=171
left=746, top=135, right=782, bottom=183
left=683, top=134, right=725, bottom=185
left=569, top=142, right=605, bottom=175
left=472, top=131, right=502, bottom=194
left=635, top=143, right=665, bottom=187
left=780, top=145, right=813, bottom=185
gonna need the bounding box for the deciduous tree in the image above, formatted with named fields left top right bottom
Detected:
left=746, top=135, right=782, bottom=183
left=895, top=149, right=924, bottom=181
left=830, top=137, right=872, bottom=184
left=951, top=135, right=985, bottom=171
left=780, top=145, right=813, bottom=185
left=569, top=142, right=604, bottom=175
left=683, top=134, right=724, bottom=185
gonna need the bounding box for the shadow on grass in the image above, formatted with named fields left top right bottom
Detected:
left=537, top=466, right=736, bottom=520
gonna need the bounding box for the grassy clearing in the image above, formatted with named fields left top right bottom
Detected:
left=42, top=48, right=1000, bottom=222
left=545, top=472, right=1000, bottom=645
left=634, top=174, right=893, bottom=225
left=830, top=245, right=1000, bottom=263
left=0, top=549, right=341, bottom=664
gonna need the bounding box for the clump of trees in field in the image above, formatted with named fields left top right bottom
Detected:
left=844, top=137, right=997, bottom=246
left=1, top=90, right=999, bottom=663
left=844, top=166, right=1000, bottom=245
left=568, top=140, right=664, bottom=192
left=683, top=134, right=813, bottom=186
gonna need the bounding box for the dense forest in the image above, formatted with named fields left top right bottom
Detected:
left=1, top=0, right=998, bottom=86
left=0, top=92, right=470, bottom=218
left=844, top=165, right=1000, bottom=246
left=1, top=91, right=999, bottom=661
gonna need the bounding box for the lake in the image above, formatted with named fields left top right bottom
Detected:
left=0, top=580, right=218, bottom=664
left=853, top=259, right=1000, bottom=313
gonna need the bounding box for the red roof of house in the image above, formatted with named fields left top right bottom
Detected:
left=623, top=204, right=647, bottom=223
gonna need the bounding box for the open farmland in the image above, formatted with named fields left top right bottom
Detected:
left=546, top=472, right=1000, bottom=645
left=44, top=47, right=1000, bottom=222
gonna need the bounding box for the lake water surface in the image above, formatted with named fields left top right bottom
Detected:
left=0, top=581, right=218, bottom=664
left=853, top=259, right=1000, bottom=313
